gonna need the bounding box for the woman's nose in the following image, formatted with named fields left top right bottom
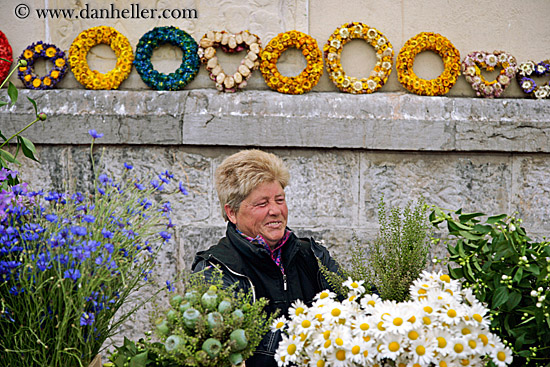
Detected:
left=267, top=200, right=281, bottom=215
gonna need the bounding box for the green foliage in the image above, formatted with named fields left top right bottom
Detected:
left=320, top=197, right=432, bottom=302
left=430, top=207, right=550, bottom=366
left=108, top=268, right=275, bottom=367
left=0, top=58, right=45, bottom=187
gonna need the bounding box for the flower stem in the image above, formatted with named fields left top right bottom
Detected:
left=0, top=59, right=23, bottom=90
left=0, top=116, right=39, bottom=149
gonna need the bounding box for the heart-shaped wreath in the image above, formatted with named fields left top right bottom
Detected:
left=198, top=30, right=261, bottom=93
left=0, top=30, right=13, bottom=84
left=462, top=50, right=517, bottom=98
left=516, top=60, right=550, bottom=99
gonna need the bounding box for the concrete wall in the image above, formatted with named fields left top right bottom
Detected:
left=1, top=0, right=549, bottom=97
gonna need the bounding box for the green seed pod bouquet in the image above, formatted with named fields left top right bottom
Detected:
left=108, top=268, right=274, bottom=367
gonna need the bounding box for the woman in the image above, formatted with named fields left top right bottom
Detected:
left=192, top=149, right=339, bottom=367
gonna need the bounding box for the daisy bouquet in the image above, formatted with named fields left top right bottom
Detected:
left=273, top=271, right=513, bottom=367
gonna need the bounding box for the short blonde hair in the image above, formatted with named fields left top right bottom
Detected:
left=215, top=149, right=290, bottom=221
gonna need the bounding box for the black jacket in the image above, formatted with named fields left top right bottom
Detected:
left=192, top=222, right=340, bottom=367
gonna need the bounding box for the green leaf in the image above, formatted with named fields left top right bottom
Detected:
left=0, top=130, right=6, bottom=141
left=487, top=214, right=507, bottom=224
left=458, top=230, right=483, bottom=241
left=492, top=286, right=510, bottom=308
left=505, top=290, right=522, bottom=310
left=449, top=267, right=464, bottom=279
left=129, top=352, right=149, bottom=367
left=472, top=224, right=492, bottom=234
left=527, top=264, right=540, bottom=275
left=513, top=267, right=524, bottom=283
left=17, top=136, right=39, bottom=162
left=26, top=96, right=38, bottom=115
left=448, top=220, right=473, bottom=232
left=464, top=261, right=475, bottom=281
left=7, top=82, right=18, bottom=106
left=0, top=100, right=8, bottom=107
left=0, top=149, right=19, bottom=164
left=458, top=212, right=485, bottom=222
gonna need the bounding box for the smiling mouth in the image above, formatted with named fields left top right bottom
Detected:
left=265, top=221, right=282, bottom=228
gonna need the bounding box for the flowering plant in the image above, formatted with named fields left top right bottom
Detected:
left=69, top=26, right=134, bottom=90
left=396, top=32, right=461, bottom=96
left=260, top=30, right=323, bottom=94
left=17, top=41, right=68, bottom=89
left=1, top=57, right=46, bottom=186
left=461, top=50, right=517, bottom=98
left=0, top=131, right=188, bottom=366
left=273, top=271, right=513, bottom=367
left=134, top=26, right=199, bottom=91
left=0, top=30, right=13, bottom=83
left=516, top=60, right=550, bottom=99
left=107, top=268, right=274, bottom=367
left=431, top=207, right=550, bottom=366
left=324, top=22, right=394, bottom=94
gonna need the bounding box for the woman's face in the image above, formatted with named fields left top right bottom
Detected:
left=225, top=181, right=288, bottom=248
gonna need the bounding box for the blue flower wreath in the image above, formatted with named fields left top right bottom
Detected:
left=17, top=41, right=68, bottom=90
left=134, top=26, right=200, bottom=91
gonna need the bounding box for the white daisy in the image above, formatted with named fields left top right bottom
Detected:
left=360, top=293, right=382, bottom=310
left=409, top=336, right=437, bottom=366
left=447, top=336, right=469, bottom=359
left=271, top=316, right=288, bottom=333
left=490, top=343, right=513, bottom=367
left=351, top=314, right=374, bottom=337
left=377, top=333, right=406, bottom=361
left=275, top=333, right=303, bottom=366
left=288, top=299, right=308, bottom=318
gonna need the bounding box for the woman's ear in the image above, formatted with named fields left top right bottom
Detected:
left=224, top=204, right=237, bottom=224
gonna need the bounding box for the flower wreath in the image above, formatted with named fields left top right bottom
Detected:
left=516, top=60, right=550, bottom=99
left=461, top=51, right=517, bottom=98
left=260, top=30, right=323, bottom=94
left=135, top=26, right=200, bottom=91
left=198, top=30, right=261, bottom=93
left=17, top=41, right=68, bottom=90
left=396, top=32, right=461, bottom=96
left=324, top=22, right=394, bottom=94
left=69, top=26, right=134, bottom=90
left=0, top=30, right=13, bottom=83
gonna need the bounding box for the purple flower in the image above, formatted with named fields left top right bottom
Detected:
left=104, top=243, right=114, bottom=254
left=101, top=228, right=114, bottom=239
left=134, top=182, right=145, bottom=191
left=159, top=231, right=171, bottom=241
left=178, top=182, right=189, bottom=195
left=83, top=215, right=96, bottom=223
left=80, top=312, right=95, bottom=326
left=88, top=130, right=104, bottom=139
left=45, top=214, right=58, bottom=223
left=166, top=280, right=175, bottom=292
left=70, top=226, right=87, bottom=237
left=64, top=268, right=81, bottom=281
left=124, top=163, right=133, bottom=170
left=150, top=179, right=164, bottom=191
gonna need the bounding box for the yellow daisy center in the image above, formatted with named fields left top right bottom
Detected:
left=393, top=317, right=403, bottom=326
left=389, top=341, right=400, bottom=352
left=287, top=344, right=296, bottom=355
left=497, top=351, right=506, bottom=362
left=416, top=345, right=426, bottom=356
left=336, top=350, right=346, bottom=361
left=352, top=345, right=361, bottom=355
left=408, top=330, right=419, bottom=340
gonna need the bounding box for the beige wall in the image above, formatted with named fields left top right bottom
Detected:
left=1, top=0, right=549, bottom=97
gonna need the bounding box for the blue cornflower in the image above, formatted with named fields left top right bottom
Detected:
left=134, top=182, right=145, bottom=191
left=178, top=182, right=189, bottom=195
left=9, top=286, right=24, bottom=295
left=83, top=215, right=96, bottom=223
left=80, top=312, right=95, bottom=326
left=98, top=174, right=112, bottom=185
left=71, top=192, right=85, bottom=203
left=97, top=186, right=106, bottom=195
left=88, top=130, right=103, bottom=139
left=70, top=226, right=87, bottom=236
left=150, top=179, right=164, bottom=191
left=101, top=228, right=114, bottom=239
left=159, top=231, right=171, bottom=241
left=162, top=170, right=174, bottom=179
left=138, top=198, right=152, bottom=209
left=161, top=202, right=172, bottom=213
left=55, top=254, right=69, bottom=265
left=166, top=280, right=175, bottom=292
left=122, top=229, right=137, bottom=239
left=95, top=256, right=104, bottom=265
left=45, top=214, right=58, bottom=223
left=84, top=240, right=99, bottom=253
left=64, top=268, right=81, bottom=281
left=124, top=163, right=133, bottom=170
left=104, top=243, right=114, bottom=254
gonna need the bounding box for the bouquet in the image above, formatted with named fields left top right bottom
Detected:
left=0, top=131, right=188, bottom=366
left=107, top=268, right=275, bottom=367
left=273, top=271, right=513, bottom=367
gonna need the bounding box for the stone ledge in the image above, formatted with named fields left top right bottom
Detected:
left=1, top=89, right=550, bottom=152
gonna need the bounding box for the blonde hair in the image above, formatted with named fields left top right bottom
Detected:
left=215, top=149, right=290, bottom=221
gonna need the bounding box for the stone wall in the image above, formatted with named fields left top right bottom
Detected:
left=3, top=89, right=550, bottom=267
left=3, top=89, right=550, bottom=347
